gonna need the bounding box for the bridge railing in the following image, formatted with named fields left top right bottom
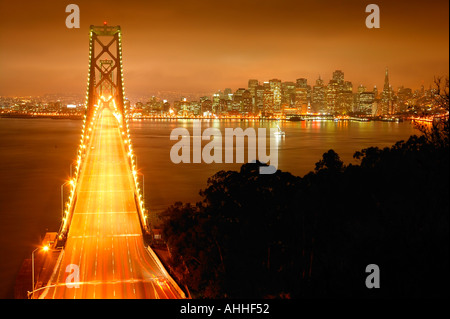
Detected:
left=114, top=104, right=152, bottom=242
left=56, top=108, right=100, bottom=246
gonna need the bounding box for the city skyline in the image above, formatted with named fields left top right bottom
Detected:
left=0, top=1, right=448, bottom=301
left=0, top=67, right=439, bottom=100
left=3, top=67, right=444, bottom=119
left=0, top=0, right=448, bottom=97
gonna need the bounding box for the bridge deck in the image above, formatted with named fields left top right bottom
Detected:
left=40, top=107, right=181, bottom=299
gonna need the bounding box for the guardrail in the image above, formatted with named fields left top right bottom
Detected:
left=56, top=109, right=100, bottom=246
left=115, top=106, right=151, bottom=242
left=145, top=246, right=187, bottom=299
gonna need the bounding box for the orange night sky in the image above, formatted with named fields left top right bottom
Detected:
left=0, top=0, right=448, bottom=97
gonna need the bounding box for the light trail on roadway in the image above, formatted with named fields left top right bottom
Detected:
left=39, top=105, right=183, bottom=299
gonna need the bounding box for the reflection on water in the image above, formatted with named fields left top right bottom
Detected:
left=131, top=119, right=417, bottom=214
left=0, top=118, right=417, bottom=298
left=0, top=118, right=81, bottom=298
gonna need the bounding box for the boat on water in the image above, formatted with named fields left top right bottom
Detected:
left=288, top=116, right=303, bottom=121
left=274, top=124, right=285, bottom=136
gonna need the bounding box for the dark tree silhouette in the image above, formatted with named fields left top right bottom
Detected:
left=160, top=84, right=449, bottom=298
left=314, top=149, right=345, bottom=172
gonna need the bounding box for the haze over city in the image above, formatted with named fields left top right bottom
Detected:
left=0, top=0, right=448, bottom=97
left=0, top=0, right=448, bottom=304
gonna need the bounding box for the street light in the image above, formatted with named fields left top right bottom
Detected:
left=29, top=245, right=50, bottom=299
left=69, top=160, right=77, bottom=178
left=61, top=179, right=75, bottom=219
left=142, top=174, right=144, bottom=201
left=61, top=181, right=70, bottom=219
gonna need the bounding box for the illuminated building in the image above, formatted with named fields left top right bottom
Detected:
left=255, top=85, right=265, bottom=113
left=162, top=100, right=170, bottom=113
left=295, top=87, right=308, bottom=113
left=312, top=76, right=326, bottom=113
left=381, top=67, right=394, bottom=114
left=242, top=90, right=253, bottom=114
left=248, top=79, right=258, bottom=103
left=179, top=97, right=190, bottom=117
left=359, top=92, right=375, bottom=115
left=269, top=79, right=282, bottom=110
left=396, top=86, right=413, bottom=113
left=281, top=81, right=296, bottom=108
left=224, top=88, right=232, bottom=99
left=200, top=97, right=213, bottom=114
left=326, top=70, right=353, bottom=114
left=263, top=89, right=274, bottom=114
left=295, top=78, right=310, bottom=113
left=333, top=70, right=344, bottom=84
left=326, top=80, right=339, bottom=113
left=212, top=91, right=221, bottom=112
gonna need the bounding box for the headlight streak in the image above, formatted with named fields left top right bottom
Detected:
left=59, top=98, right=148, bottom=240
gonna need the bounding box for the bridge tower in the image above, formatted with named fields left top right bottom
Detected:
left=85, top=23, right=126, bottom=119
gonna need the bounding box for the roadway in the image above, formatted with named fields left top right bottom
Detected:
left=39, top=106, right=182, bottom=299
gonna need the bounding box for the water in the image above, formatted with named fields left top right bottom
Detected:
left=132, top=119, right=417, bottom=213
left=0, top=117, right=417, bottom=298
left=0, top=118, right=81, bottom=298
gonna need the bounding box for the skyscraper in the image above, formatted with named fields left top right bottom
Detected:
left=248, top=79, right=259, bottom=96
left=312, top=76, right=326, bottom=113
left=340, top=81, right=354, bottom=114
left=224, top=88, right=232, bottom=100
left=263, top=89, right=274, bottom=113
left=242, top=90, right=253, bottom=114
left=359, top=91, right=375, bottom=115
left=354, top=84, right=365, bottom=112
left=396, top=86, right=413, bottom=113
left=383, top=67, right=390, bottom=92
left=326, top=79, right=339, bottom=113
left=296, top=78, right=308, bottom=88
left=200, top=96, right=212, bottom=114
left=212, top=91, right=221, bottom=112
left=295, top=78, right=309, bottom=113
left=381, top=67, right=393, bottom=114
left=269, top=79, right=282, bottom=110
left=232, top=88, right=246, bottom=111
left=332, top=70, right=344, bottom=84
left=281, top=81, right=296, bottom=108
left=326, top=70, right=353, bottom=114
left=255, top=85, right=265, bottom=113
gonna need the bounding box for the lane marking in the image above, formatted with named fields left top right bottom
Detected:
left=74, top=211, right=136, bottom=215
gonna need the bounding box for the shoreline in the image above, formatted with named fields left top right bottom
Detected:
left=0, top=114, right=83, bottom=120
left=0, top=113, right=412, bottom=123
